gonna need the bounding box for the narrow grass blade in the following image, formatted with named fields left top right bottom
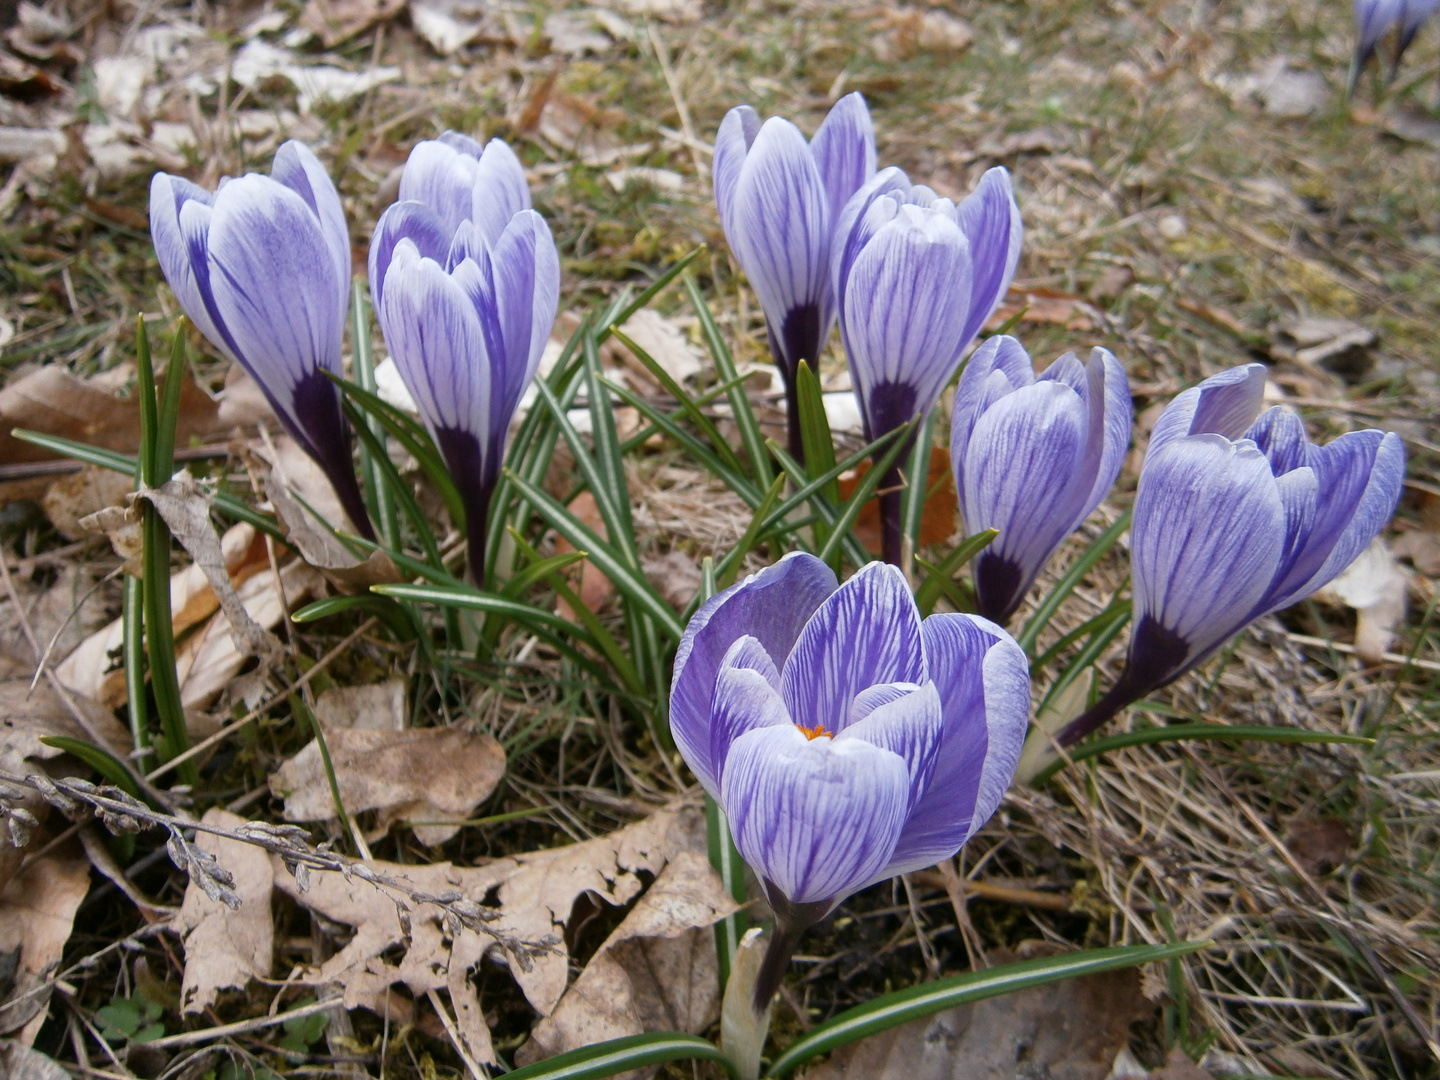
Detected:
left=795, top=361, right=839, bottom=504
left=706, top=794, right=748, bottom=991
left=609, top=326, right=746, bottom=476
left=290, top=594, right=418, bottom=640
left=8, top=430, right=282, bottom=540
left=768, top=443, right=868, bottom=568
left=152, top=323, right=187, bottom=482
left=501, top=550, right=589, bottom=600
left=1016, top=509, right=1132, bottom=654
left=915, top=529, right=998, bottom=616
left=121, top=555, right=152, bottom=774
left=583, top=328, right=638, bottom=556
left=505, top=469, right=684, bottom=640
left=502, top=1032, right=736, bottom=1080
left=1030, top=726, right=1375, bottom=785
left=595, top=246, right=706, bottom=340
left=342, top=402, right=447, bottom=573
left=292, top=691, right=360, bottom=854
left=1032, top=594, right=1131, bottom=674
left=1038, top=606, right=1131, bottom=714
left=350, top=282, right=401, bottom=549
left=716, top=473, right=787, bottom=589
left=686, top=273, right=771, bottom=486
left=39, top=736, right=145, bottom=801
left=900, top=405, right=938, bottom=559
left=914, top=555, right=975, bottom=613
left=815, top=418, right=916, bottom=567
left=373, top=582, right=588, bottom=637
left=765, top=941, right=1210, bottom=1078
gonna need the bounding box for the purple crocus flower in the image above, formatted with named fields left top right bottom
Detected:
left=831, top=165, right=1023, bottom=564
left=1352, top=0, right=1405, bottom=88
left=1053, top=363, right=1405, bottom=751
left=370, top=133, right=557, bottom=581
left=951, top=336, right=1132, bottom=625
left=713, top=92, right=876, bottom=460
left=149, top=141, right=374, bottom=539
left=1394, top=0, right=1439, bottom=73
left=671, top=553, right=1029, bottom=1009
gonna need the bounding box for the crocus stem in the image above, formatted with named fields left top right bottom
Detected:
left=782, top=369, right=805, bottom=466
left=463, top=484, right=495, bottom=587
left=752, top=919, right=806, bottom=1015
left=1051, top=665, right=1145, bottom=749
left=876, top=430, right=917, bottom=568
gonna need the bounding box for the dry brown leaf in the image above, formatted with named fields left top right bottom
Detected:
left=642, top=550, right=701, bottom=611
left=40, top=466, right=133, bottom=541
left=55, top=522, right=270, bottom=708
left=874, top=7, right=973, bottom=61
left=272, top=804, right=705, bottom=1062
left=986, top=286, right=1097, bottom=332
left=216, top=366, right=275, bottom=428
left=516, top=850, right=735, bottom=1074
left=176, top=809, right=275, bottom=1014
left=141, top=473, right=284, bottom=663
left=1315, top=537, right=1407, bottom=663
left=800, top=945, right=1152, bottom=1079
left=1270, top=315, right=1376, bottom=382
left=838, top=447, right=958, bottom=555
left=314, top=679, right=407, bottom=732
left=0, top=847, right=90, bottom=1045
left=174, top=557, right=323, bottom=711
left=269, top=727, right=505, bottom=845
left=1284, top=815, right=1354, bottom=878
left=1151, top=1047, right=1216, bottom=1080
left=300, top=0, right=405, bottom=47
left=0, top=563, right=110, bottom=677
left=555, top=491, right=616, bottom=619
left=596, top=0, right=700, bottom=22
left=1392, top=492, right=1440, bottom=577
left=0, top=1040, right=70, bottom=1080
left=261, top=436, right=401, bottom=591
left=609, top=309, right=705, bottom=386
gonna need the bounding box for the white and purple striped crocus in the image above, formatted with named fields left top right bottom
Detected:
left=831, top=165, right=1023, bottom=564
left=671, top=553, right=1029, bottom=1009
left=951, top=336, right=1132, bottom=624
left=149, top=141, right=373, bottom=539
left=370, top=133, right=558, bottom=581
left=1053, top=363, right=1405, bottom=750
left=713, top=93, right=876, bottom=460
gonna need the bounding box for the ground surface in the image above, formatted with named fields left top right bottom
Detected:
left=1, top=0, right=1439, bottom=1078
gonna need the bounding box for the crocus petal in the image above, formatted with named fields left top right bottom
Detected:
left=961, top=381, right=1089, bottom=620
left=698, top=637, right=789, bottom=799
left=838, top=680, right=943, bottom=808
left=489, top=209, right=560, bottom=433
left=150, top=173, right=231, bottom=359
left=953, top=167, right=1022, bottom=349
left=468, top=138, right=532, bottom=248
left=949, top=334, right=1035, bottom=449
left=728, top=117, right=832, bottom=364
left=842, top=205, right=973, bottom=437
left=1245, top=406, right=1310, bottom=476
left=368, top=200, right=450, bottom=311
left=379, top=244, right=491, bottom=441
left=881, top=614, right=1029, bottom=877
left=1147, top=362, right=1267, bottom=464
left=270, top=139, right=350, bottom=317
left=831, top=167, right=912, bottom=307
left=723, top=724, right=909, bottom=907
left=1131, top=434, right=1285, bottom=670
left=670, top=553, right=839, bottom=775
left=808, top=92, right=876, bottom=226
left=207, top=175, right=346, bottom=433
left=399, top=138, right=480, bottom=239
left=712, top=105, right=761, bottom=240
left=780, top=561, right=927, bottom=736
left=1076, top=347, right=1133, bottom=515
left=1263, top=429, right=1405, bottom=611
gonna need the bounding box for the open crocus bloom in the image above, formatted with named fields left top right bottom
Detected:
left=149, top=141, right=373, bottom=539
left=951, top=336, right=1132, bottom=624
left=1053, top=363, right=1405, bottom=751
left=671, top=554, right=1029, bottom=921
left=713, top=92, right=875, bottom=458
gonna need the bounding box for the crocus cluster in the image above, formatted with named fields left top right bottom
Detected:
left=151, top=133, right=558, bottom=581
left=1352, top=0, right=1438, bottom=88
left=951, top=336, right=1131, bottom=625
left=150, top=141, right=375, bottom=540
left=671, top=553, right=1029, bottom=1010
left=370, top=133, right=559, bottom=581
left=1052, top=363, right=1405, bottom=751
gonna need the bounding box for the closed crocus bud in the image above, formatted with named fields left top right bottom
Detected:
left=671, top=553, right=1029, bottom=1012
left=951, top=336, right=1132, bottom=625
left=149, top=141, right=374, bottom=539
left=1393, top=0, right=1439, bottom=74
left=831, top=166, right=1023, bottom=564
left=713, top=92, right=876, bottom=459
left=1352, top=0, right=1403, bottom=89
left=374, top=211, right=559, bottom=583
left=1051, top=364, right=1405, bottom=753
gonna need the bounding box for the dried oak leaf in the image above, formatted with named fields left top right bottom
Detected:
left=272, top=805, right=706, bottom=1066
left=0, top=1040, right=70, bottom=1080
left=270, top=727, right=505, bottom=846
left=176, top=809, right=275, bottom=1014
left=515, top=850, right=736, bottom=1075
left=0, top=846, right=90, bottom=1045
left=300, top=0, right=406, bottom=47
left=800, top=943, right=1153, bottom=1080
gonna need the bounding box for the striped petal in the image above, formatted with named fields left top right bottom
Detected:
left=953, top=167, right=1022, bottom=349
left=712, top=105, right=761, bottom=240
left=808, top=92, right=876, bottom=226
left=368, top=200, right=450, bottom=311
left=701, top=637, right=788, bottom=799
left=399, top=137, right=481, bottom=239
left=949, top=334, right=1035, bottom=449
left=1147, top=362, right=1267, bottom=464
left=838, top=680, right=943, bottom=809
left=723, top=724, right=909, bottom=907
left=270, top=139, right=350, bottom=319
left=780, top=561, right=927, bottom=736
left=469, top=138, right=532, bottom=249
left=149, top=172, right=232, bottom=360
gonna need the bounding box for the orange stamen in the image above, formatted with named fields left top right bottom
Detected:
left=796, top=723, right=832, bottom=741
